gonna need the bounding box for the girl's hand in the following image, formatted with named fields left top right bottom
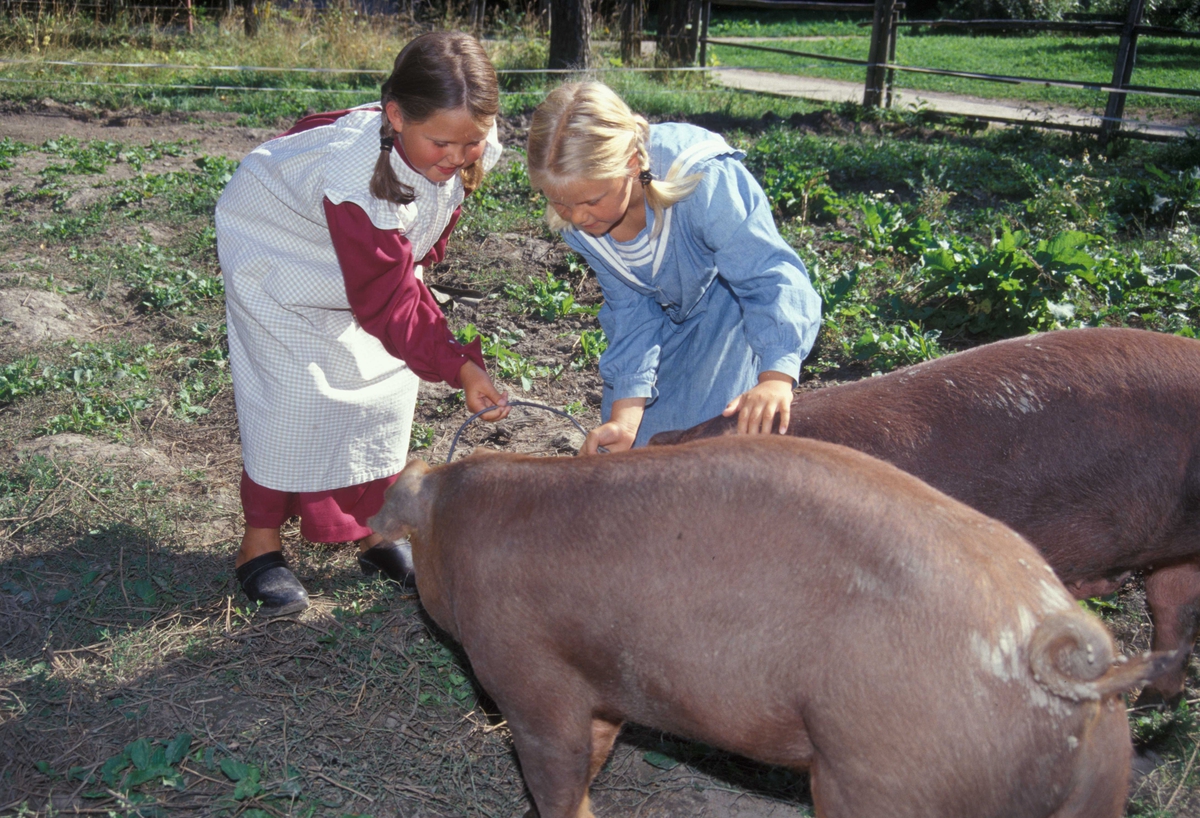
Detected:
left=582, top=397, right=645, bottom=456
left=459, top=361, right=510, bottom=422
left=583, top=421, right=637, bottom=455
left=722, top=371, right=795, bottom=435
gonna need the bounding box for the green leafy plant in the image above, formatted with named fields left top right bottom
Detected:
left=505, top=272, right=598, bottom=321
left=850, top=321, right=943, bottom=370
left=58, top=733, right=193, bottom=807
left=756, top=161, right=843, bottom=223
left=455, top=323, right=561, bottom=391
left=913, top=228, right=1102, bottom=337
left=1114, top=164, right=1200, bottom=230
left=572, top=328, right=608, bottom=369
left=125, top=243, right=224, bottom=314
left=0, top=136, right=31, bottom=169
left=859, top=197, right=932, bottom=256
left=410, top=422, right=435, bottom=450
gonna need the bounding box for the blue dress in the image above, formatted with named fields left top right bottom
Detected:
left=562, top=123, right=822, bottom=446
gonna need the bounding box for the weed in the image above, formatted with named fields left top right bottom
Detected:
left=410, top=422, right=435, bottom=450
left=850, top=320, right=943, bottom=370
left=858, top=195, right=931, bottom=256
left=757, top=161, right=842, bottom=223
left=0, top=136, right=32, bottom=169
left=572, top=328, right=608, bottom=369
left=125, top=242, right=225, bottom=314
left=1114, top=164, right=1200, bottom=230
left=505, top=272, right=598, bottom=321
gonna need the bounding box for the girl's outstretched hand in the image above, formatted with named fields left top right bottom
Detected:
left=722, top=371, right=795, bottom=435
left=583, top=421, right=637, bottom=455
left=582, top=397, right=645, bottom=456
left=459, top=361, right=510, bottom=422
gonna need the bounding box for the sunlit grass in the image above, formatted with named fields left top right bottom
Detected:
left=709, top=32, right=1200, bottom=121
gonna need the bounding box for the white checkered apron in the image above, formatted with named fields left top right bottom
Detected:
left=216, top=107, right=501, bottom=492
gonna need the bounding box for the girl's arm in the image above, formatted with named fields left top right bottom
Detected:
left=326, top=198, right=500, bottom=396
left=567, top=239, right=669, bottom=449
left=721, top=371, right=795, bottom=434
left=688, top=158, right=822, bottom=433
left=582, top=398, right=645, bottom=455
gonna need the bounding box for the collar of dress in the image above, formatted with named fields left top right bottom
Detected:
left=573, top=139, right=728, bottom=288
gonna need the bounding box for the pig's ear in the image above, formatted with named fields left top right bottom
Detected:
left=368, top=459, right=432, bottom=539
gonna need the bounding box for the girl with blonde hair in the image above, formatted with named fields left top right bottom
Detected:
left=527, top=81, right=821, bottom=452
left=215, top=31, right=509, bottom=616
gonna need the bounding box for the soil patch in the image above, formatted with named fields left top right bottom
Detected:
left=0, top=288, right=104, bottom=348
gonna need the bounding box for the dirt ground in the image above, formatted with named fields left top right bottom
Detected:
left=0, top=101, right=1196, bottom=817
left=0, top=101, right=828, bottom=818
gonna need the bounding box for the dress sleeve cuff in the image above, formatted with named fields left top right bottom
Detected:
left=441, top=337, right=487, bottom=389
left=759, top=351, right=803, bottom=383
left=611, top=373, right=658, bottom=403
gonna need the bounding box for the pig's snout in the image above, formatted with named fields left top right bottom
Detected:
left=368, top=459, right=432, bottom=541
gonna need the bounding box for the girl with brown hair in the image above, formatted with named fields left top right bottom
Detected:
left=215, top=31, right=509, bottom=616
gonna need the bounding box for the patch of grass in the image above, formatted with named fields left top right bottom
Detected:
left=708, top=10, right=871, bottom=38
left=710, top=32, right=1200, bottom=122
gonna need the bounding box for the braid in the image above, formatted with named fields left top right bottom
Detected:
left=370, top=116, right=416, bottom=205
left=368, top=31, right=499, bottom=204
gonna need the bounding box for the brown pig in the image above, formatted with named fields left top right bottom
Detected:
left=650, top=327, right=1200, bottom=704
left=370, top=436, right=1168, bottom=818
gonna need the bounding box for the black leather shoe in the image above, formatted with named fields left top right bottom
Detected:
left=236, top=551, right=309, bottom=616
left=358, top=540, right=416, bottom=590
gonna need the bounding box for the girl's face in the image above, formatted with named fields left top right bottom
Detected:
left=387, top=102, right=491, bottom=184
left=544, top=170, right=643, bottom=238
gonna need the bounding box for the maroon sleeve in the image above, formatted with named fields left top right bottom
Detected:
left=324, top=198, right=485, bottom=388
left=417, top=206, right=461, bottom=267
left=279, top=107, right=380, bottom=138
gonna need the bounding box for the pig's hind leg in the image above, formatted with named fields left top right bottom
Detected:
left=1140, top=557, right=1200, bottom=706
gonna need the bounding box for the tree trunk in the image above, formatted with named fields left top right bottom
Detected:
left=620, top=0, right=644, bottom=64
left=548, top=0, right=591, bottom=70
left=242, top=0, right=259, bottom=37
left=658, top=0, right=701, bottom=64
left=469, top=0, right=487, bottom=31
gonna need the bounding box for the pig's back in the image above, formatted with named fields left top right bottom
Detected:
left=792, top=327, right=1200, bottom=577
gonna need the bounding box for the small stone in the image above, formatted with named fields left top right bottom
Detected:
left=551, top=431, right=586, bottom=454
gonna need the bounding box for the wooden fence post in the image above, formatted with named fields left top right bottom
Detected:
left=886, top=5, right=898, bottom=108
left=1099, top=0, right=1147, bottom=147
left=699, top=0, right=712, bottom=67
left=620, top=0, right=645, bottom=65
left=659, top=0, right=703, bottom=64
left=863, top=0, right=896, bottom=108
